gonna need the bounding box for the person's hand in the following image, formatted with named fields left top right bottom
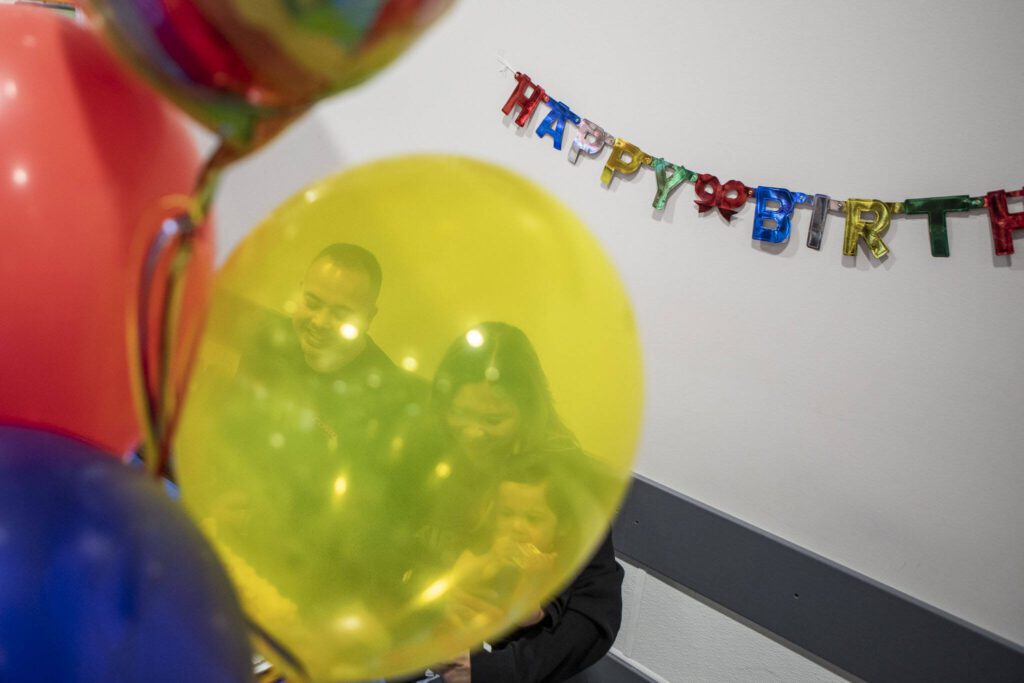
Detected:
left=513, top=543, right=557, bottom=575
left=438, top=652, right=471, bottom=683
left=491, top=537, right=556, bottom=576
left=489, top=535, right=520, bottom=565
left=446, top=587, right=505, bottom=632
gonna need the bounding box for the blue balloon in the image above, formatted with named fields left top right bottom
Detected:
left=0, top=425, right=251, bottom=683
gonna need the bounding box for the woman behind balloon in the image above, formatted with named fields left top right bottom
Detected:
left=407, top=321, right=625, bottom=683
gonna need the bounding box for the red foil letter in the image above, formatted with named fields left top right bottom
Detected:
left=502, top=72, right=546, bottom=128
left=986, top=188, right=1024, bottom=255
left=693, top=173, right=750, bottom=221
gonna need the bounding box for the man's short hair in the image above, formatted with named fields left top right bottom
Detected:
left=311, top=243, right=382, bottom=300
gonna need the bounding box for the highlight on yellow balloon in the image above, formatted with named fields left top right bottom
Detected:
left=175, top=155, right=643, bottom=681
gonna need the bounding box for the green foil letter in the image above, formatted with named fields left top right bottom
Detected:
left=903, top=195, right=972, bottom=257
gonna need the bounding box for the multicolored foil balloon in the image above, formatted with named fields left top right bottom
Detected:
left=85, top=0, right=455, bottom=153
left=985, top=188, right=1024, bottom=256
left=843, top=199, right=899, bottom=259
left=175, top=155, right=642, bottom=681
left=752, top=187, right=807, bottom=244
left=0, top=425, right=251, bottom=683
left=903, top=195, right=973, bottom=258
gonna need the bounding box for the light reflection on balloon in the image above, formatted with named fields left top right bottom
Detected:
left=11, top=167, right=29, bottom=187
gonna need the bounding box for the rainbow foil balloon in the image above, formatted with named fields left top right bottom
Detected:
left=85, top=0, right=454, bottom=152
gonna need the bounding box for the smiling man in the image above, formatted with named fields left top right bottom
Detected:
left=281, top=243, right=430, bottom=456
left=293, top=243, right=382, bottom=375
left=227, top=242, right=422, bottom=457
left=229, top=244, right=430, bottom=683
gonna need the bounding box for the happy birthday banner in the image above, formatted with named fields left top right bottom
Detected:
left=500, top=70, right=1024, bottom=261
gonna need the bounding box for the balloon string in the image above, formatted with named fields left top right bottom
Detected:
left=157, top=250, right=204, bottom=474
left=135, top=141, right=233, bottom=478
left=152, top=143, right=233, bottom=476
left=135, top=214, right=185, bottom=478
left=154, top=234, right=194, bottom=475
left=246, top=616, right=312, bottom=683
left=195, top=142, right=236, bottom=216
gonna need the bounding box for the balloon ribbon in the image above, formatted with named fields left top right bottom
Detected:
left=129, top=143, right=237, bottom=479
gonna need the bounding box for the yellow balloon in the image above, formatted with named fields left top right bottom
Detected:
left=175, top=155, right=643, bottom=681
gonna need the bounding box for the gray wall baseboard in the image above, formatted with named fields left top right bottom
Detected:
left=611, top=474, right=1024, bottom=682
left=567, top=651, right=656, bottom=683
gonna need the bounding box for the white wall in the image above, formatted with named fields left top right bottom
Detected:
left=201, top=0, right=1024, bottom=678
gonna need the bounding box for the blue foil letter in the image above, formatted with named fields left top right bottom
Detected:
left=536, top=99, right=581, bottom=150
left=752, top=186, right=805, bottom=243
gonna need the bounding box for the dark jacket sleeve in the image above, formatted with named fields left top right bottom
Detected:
left=469, top=532, right=623, bottom=683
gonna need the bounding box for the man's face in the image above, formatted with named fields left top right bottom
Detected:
left=292, top=258, right=377, bottom=373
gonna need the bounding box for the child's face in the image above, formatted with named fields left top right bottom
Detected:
left=494, top=480, right=558, bottom=553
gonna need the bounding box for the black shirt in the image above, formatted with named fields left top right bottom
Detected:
left=469, top=531, right=623, bottom=683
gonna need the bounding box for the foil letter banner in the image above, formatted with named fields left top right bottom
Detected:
left=903, top=195, right=973, bottom=258
left=752, top=187, right=807, bottom=243
left=694, top=174, right=750, bottom=221
left=601, top=139, right=652, bottom=186
left=502, top=72, right=546, bottom=128
left=985, top=188, right=1024, bottom=256
left=536, top=98, right=581, bottom=151
left=651, top=158, right=697, bottom=210
left=807, top=194, right=830, bottom=250
left=843, top=199, right=898, bottom=259
left=569, top=119, right=614, bottom=165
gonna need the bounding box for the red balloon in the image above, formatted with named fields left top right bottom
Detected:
left=0, top=6, right=213, bottom=455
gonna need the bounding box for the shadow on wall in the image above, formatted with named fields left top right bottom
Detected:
left=210, top=114, right=348, bottom=264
